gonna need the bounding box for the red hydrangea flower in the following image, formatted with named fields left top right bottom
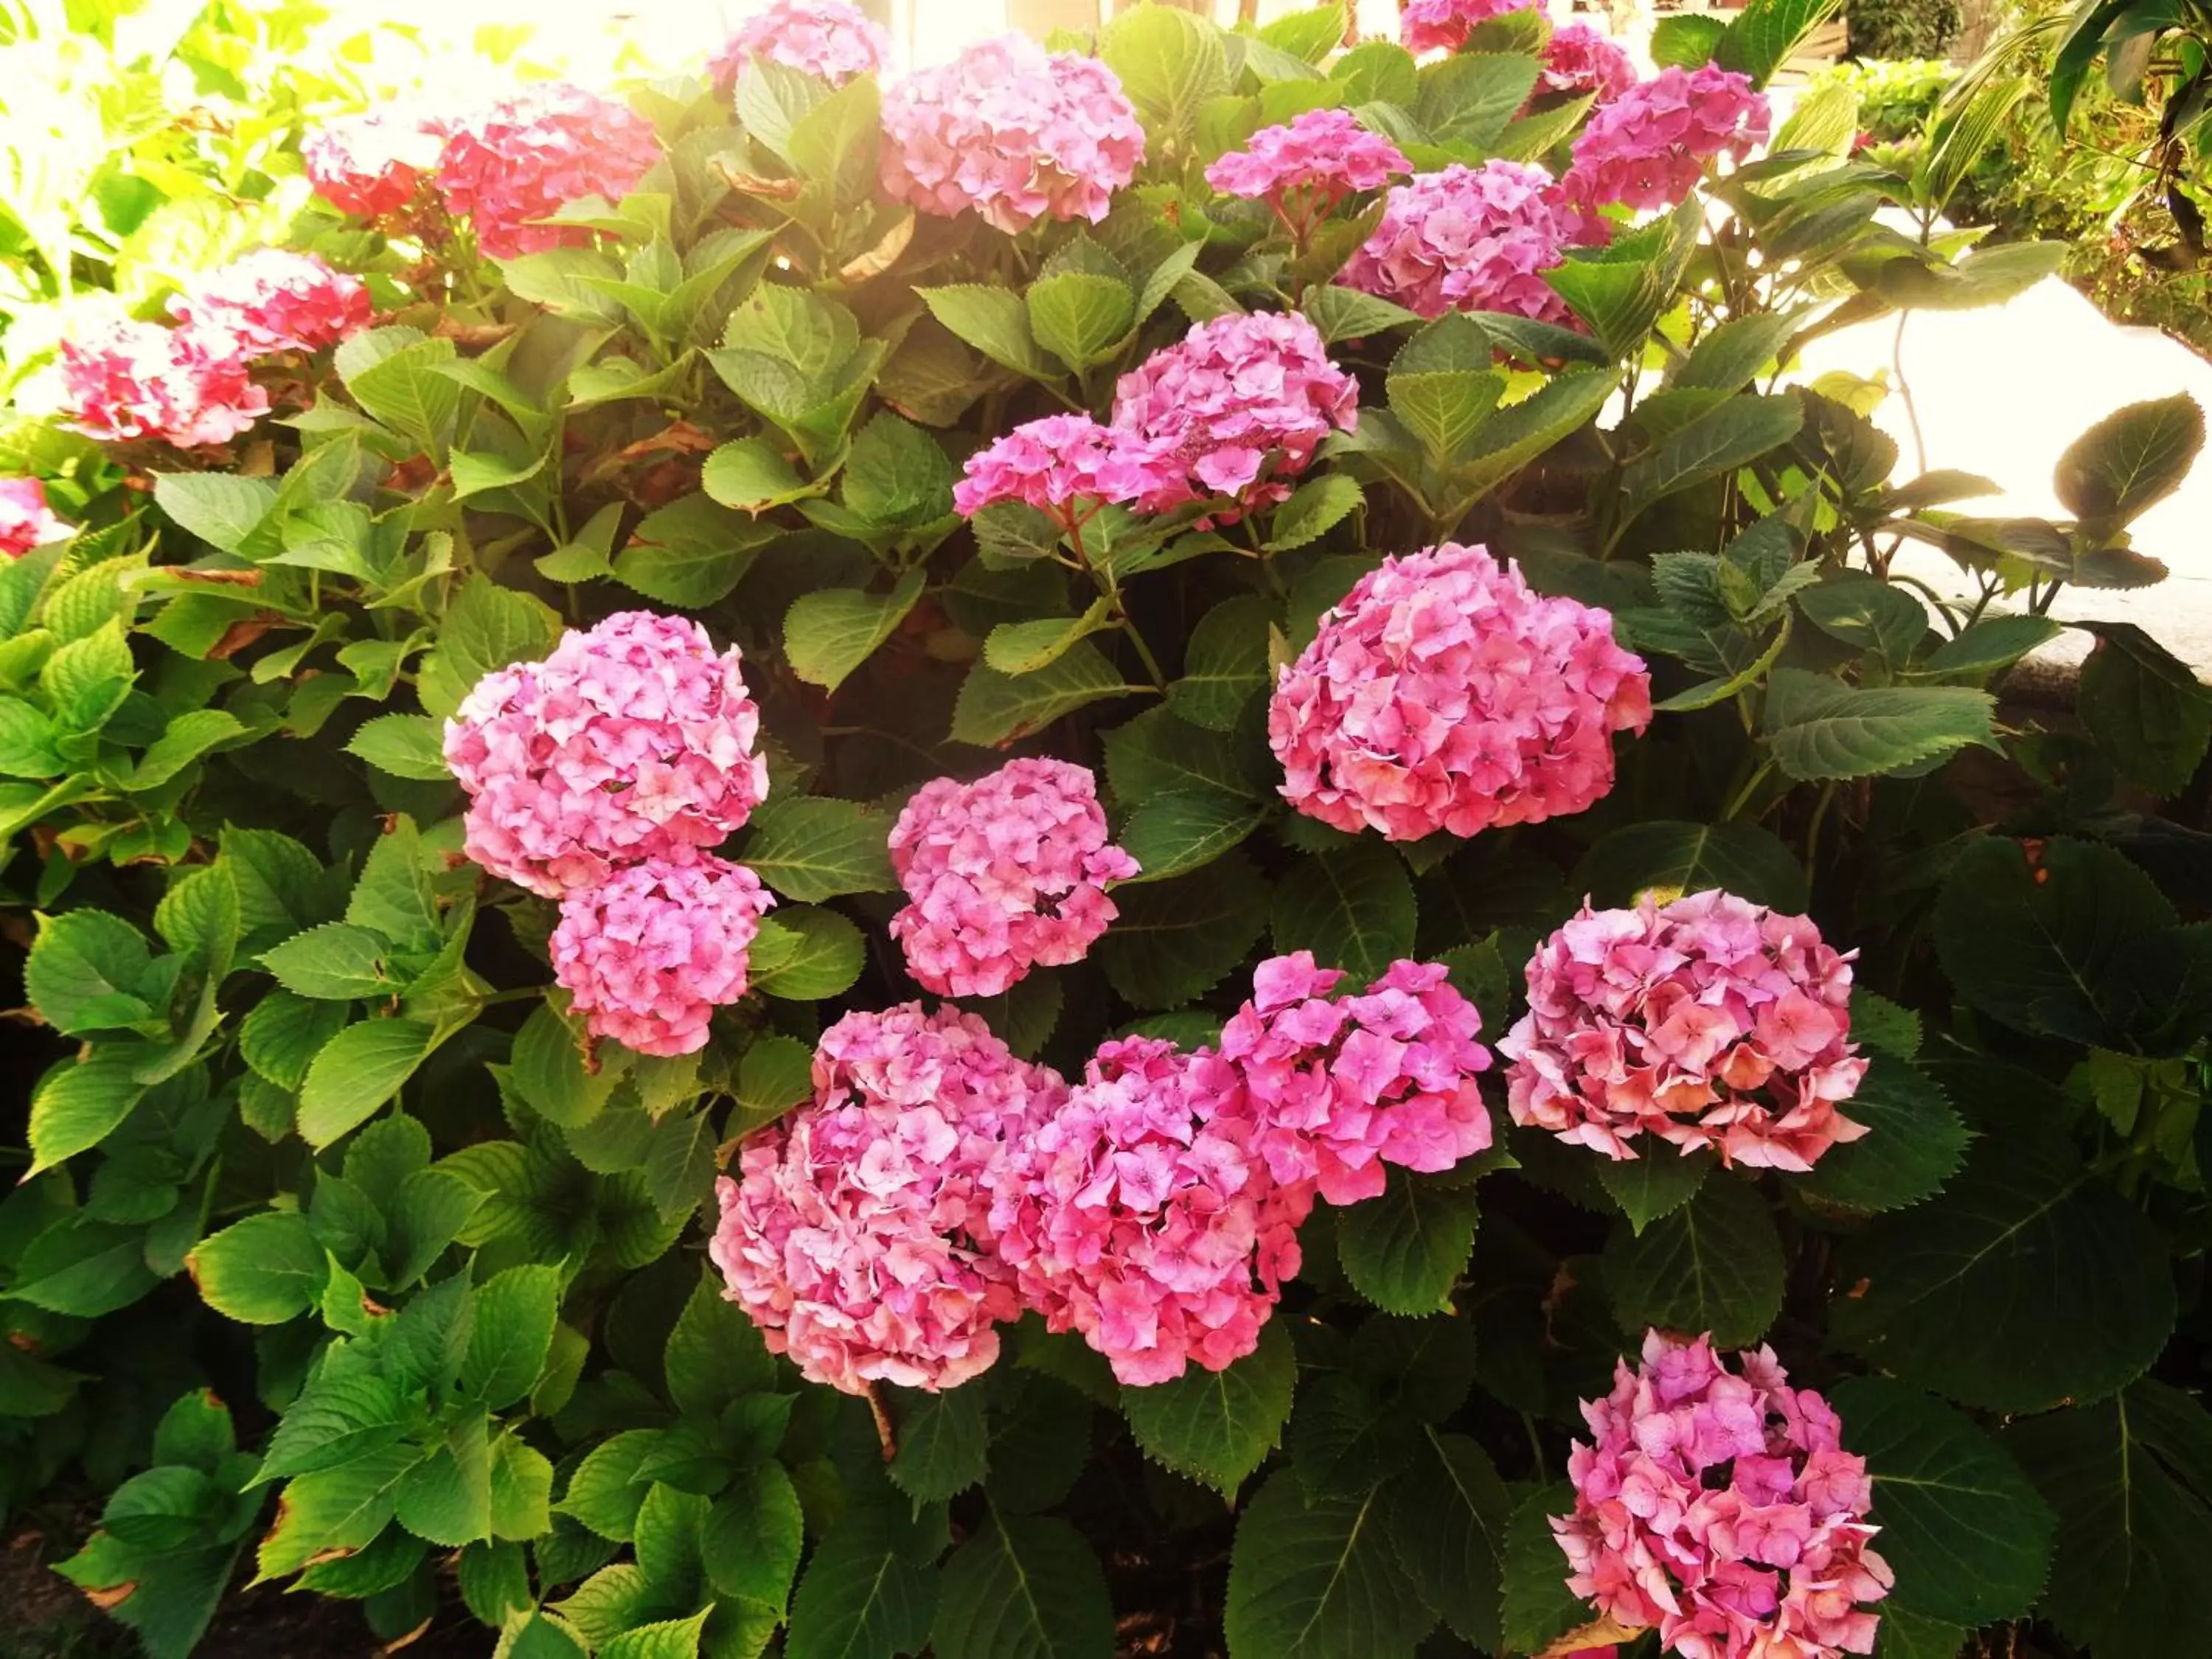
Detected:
left=1220, top=952, right=1494, bottom=1206
left=710, top=1004, right=1068, bottom=1393
left=52, top=316, right=271, bottom=449
left=1109, top=311, right=1359, bottom=515
left=880, top=35, right=1144, bottom=233
left=1270, top=542, right=1649, bottom=842
left=1500, top=891, right=1871, bottom=1170
left=550, top=855, right=774, bottom=1057
left=888, top=759, right=1139, bottom=998
left=1562, top=65, right=1771, bottom=217
left=709, top=0, right=887, bottom=88
left=1540, top=24, right=1638, bottom=103
left=1338, top=161, right=1576, bottom=321
left=1203, top=108, right=1409, bottom=236
left=1400, top=0, right=1543, bottom=53
left=168, top=250, right=371, bottom=358
left=442, top=610, right=768, bottom=897
left=951, top=412, right=1170, bottom=526
left=990, top=1036, right=1313, bottom=1385
left=0, top=479, right=70, bottom=557
left=436, top=84, right=663, bottom=260
left=303, top=109, right=447, bottom=219
left=1554, top=1331, right=1891, bottom=1659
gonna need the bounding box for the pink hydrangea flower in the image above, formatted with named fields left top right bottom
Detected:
left=53, top=316, right=271, bottom=450
left=1220, top=952, right=1493, bottom=1206
left=0, top=479, right=70, bottom=556
left=709, top=0, right=888, bottom=88
left=1500, top=891, right=1871, bottom=1171
left=710, top=1004, right=1068, bottom=1393
left=442, top=610, right=769, bottom=898
left=168, top=250, right=371, bottom=358
left=1400, top=0, right=1543, bottom=53
left=1561, top=65, right=1771, bottom=217
left=1554, top=1331, right=1891, bottom=1659
left=888, top=759, right=1139, bottom=998
left=436, top=84, right=663, bottom=260
left=303, top=109, right=447, bottom=219
left=1108, top=311, right=1359, bottom=516
left=1203, top=108, right=1409, bottom=238
left=1539, top=24, right=1638, bottom=103
left=990, top=1036, right=1313, bottom=1386
left=1270, top=542, right=1651, bottom=842
left=1338, top=161, right=1576, bottom=322
left=880, top=35, right=1144, bottom=234
left=549, top=855, right=774, bottom=1057
left=951, top=412, right=1170, bottom=531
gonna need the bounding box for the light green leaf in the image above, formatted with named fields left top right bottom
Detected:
left=785, top=569, right=926, bottom=694
left=748, top=906, right=865, bottom=1002
left=297, top=1019, right=437, bottom=1148
left=918, top=285, right=1057, bottom=380
left=1028, top=272, right=1135, bottom=374
left=345, top=714, right=453, bottom=783
left=261, top=922, right=397, bottom=1001
left=28, top=1046, right=150, bottom=1173
left=464, top=1265, right=563, bottom=1410
left=187, top=1212, right=325, bottom=1324
left=153, top=473, right=277, bottom=555
left=740, top=796, right=896, bottom=902
left=24, top=910, right=155, bottom=1035
left=1762, top=668, right=1994, bottom=780
left=1262, top=475, right=1363, bottom=554
left=951, top=641, right=1132, bottom=748
left=128, top=709, right=246, bottom=790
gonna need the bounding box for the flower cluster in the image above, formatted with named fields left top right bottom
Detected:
left=167, top=250, right=371, bottom=358
left=1501, top=891, right=1871, bottom=1169
left=1554, top=1331, right=1891, bottom=1659
left=1562, top=66, right=1771, bottom=218
left=1399, top=0, right=1542, bottom=53
left=1108, top=311, right=1359, bottom=515
left=879, top=35, right=1144, bottom=233
left=951, top=412, right=1166, bottom=526
left=711, top=1005, right=1067, bottom=1392
left=1203, top=108, right=1408, bottom=230
left=1270, top=542, right=1651, bottom=842
left=709, top=0, right=887, bottom=88
left=888, top=759, right=1139, bottom=998
left=1539, top=24, right=1638, bottom=104
left=549, top=857, right=774, bottom=1057
left=304, top=109, right=446, bottom=219
left=435, top=83, right=663, bottom=260
left=442, top=610, right=768, bottom=897
left=1338, top=161, right=1577, bottom=321
left=52, top=316, right=271, bottom=450
left=1221, top=953, right=1494, bottom=1205
left=0, top=479, right=70, bottom=557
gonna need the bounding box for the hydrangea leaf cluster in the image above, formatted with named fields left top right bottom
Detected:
left=435, top=83, right=663, bottom=260
left=709, top=0, right=888, bottom=90
left=1338, top=160, right=1579, bottom=321
left=1562, top=65, right=1773, bottom=217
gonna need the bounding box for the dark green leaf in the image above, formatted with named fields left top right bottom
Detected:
left=1099, top=851, right=1271, bottom=1009
left=787, top=1510, right=939, bottom=1659
left=1121, top=1318, right=1295, bottom=1495
left=1763, top=669, right=1994, bottom=780
left=1388, top=1429, right=1509, bottom=1650
left=1336, top=1170, right=1479, bottom=1315
left=2053, top=393, right=2205, bottom=530
left=1603, top=1173, right=1784, bottom=1347
left=933, top=1512, right=1113, bottom=1659
left=1270, top=843, right=1417, bottom=982
left=1224, top=1470, right=1430, bottom=1659
left=1595, top=1150, right=1714, bottom=1234
left=890, top=1386, right=989, bottom=1502
left=1801, top=1057, right=1970, bottom=1214
left=1573, top=820, right=1806, bottom=911
left=2076, top=621, right=2212, bottom=796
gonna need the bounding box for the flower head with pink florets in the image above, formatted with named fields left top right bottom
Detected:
left=0, top=479, right=71, bottom=557
left=952, top=413, right=1174, bottom=557
left=709, top=0, right=888, bottom=88
left=443, top=610, right=768, bottom=897
left=888, top=759, right=1138, bottom=998
left=1553, top=1330, right=1891, bottom=1659
left=1401, top=0, right=1543, bottom=54
left=1500, top=890, right=1871, bottom=1170
left=711, top=1004, right=1068, bottom=1393
left=436, top=83, right=663, bottom=260
left=1269, top=543, right=1651, bottom=842
left=1538, top=24, right=1638, bottom=104
left=1203, top=108, right=1409, bottom=243
left=1562, top=65, right=1771, bottom=220
left=52, top=316, right=271, bottom=451
left=304, top=109, right=448, bottom=220
left=1338, top=160, right=1579, bottom=322
left=168, top=250, right=371, bottom=359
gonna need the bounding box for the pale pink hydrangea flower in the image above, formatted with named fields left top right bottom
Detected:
left=303, top=110, right=447, bottom=219
left=1203, top=108, right=1409, bottom=238
left=950, top=412, right=1171, bottom=532
left=168, top=250, right=371, bottom=358
left=1500, top=891, right=1871, bottom=1171
left=53, top=316, right=271, bottom=450
left=1269, top=543, right=1651, bottom=842
left=1561, top=65, right=1771, bottom=218
left=1220, top=952, right=1493, bottom=1206
left=990, top=1036, right=1313, bottom=1385
left=436, top=84, right=663, bottom=260
left=1400, top=0, right=1543, bottom=53
left=888, top=759, right=1139, bottom=998
left=709, top=0, right=888, bottom=88
left=1539, top=24, right=1638, bottom=103
left=880, top=35, right=1144, bottom=234
left=442, top=610, right=769, bottom=898
left=550, top=855, right=774, bottom=1057
left=710, top=1004, right=1068, bottom=1393
left=1338, top=161, right=1577, bottom=322
left=1554, top=1331, right=1891, bottom=1659
left=1108, top=311, right=1359, bottom=516
left=0, top=479, right=70, bottom=556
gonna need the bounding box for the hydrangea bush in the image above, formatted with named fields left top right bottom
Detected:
left=2, top=4, right=2210, bottom=1659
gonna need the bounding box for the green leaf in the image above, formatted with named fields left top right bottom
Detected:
left=1913, top=613, right=2059, bottom=679
left=128, top=709, right=246, bottom=790
left=786, top=72, right=880, bottom=207
left=41, top=620, right=135, bottom=731
left=417, top=574, right=560, bottom=721
left=951, top=641, right=1131, bottom=748
left=786, top=1510, right=939, bottom=1659
left=1223, top=1470, right=1430, bottom=1659
left=704, top=436, right=815, bottom=512
left=1263, top=476, right=1363, bottom=554
left=1300, top=284, right=1418, bottom=347
left=2075, top=621, right=2212, bottom=796
left=1762, top=669, right=1994, bottom=781
left=1715, top=0, right=1840, bottom=86
left=740, top=796, right=896, bottom=902
left=509, top=1000, right=620, bottom=1128
left=1498, top=1481, right=1588, bottom=1656
left=1118, top=788, right=1264, bottom=885
left=5, top=1214, right=158, bottom=1315
left=703, top=1462, right=804, bottom=1610
left=1573, top=820, right=1806, bottom=912
left=559, top=1432, right=660, bottom=1543
left=734, top=1033, right=815, bottom=1119
left=602, top=1613, right=710, bottom=1659
left=1028, top=272, right=1135, bottom=374
left=614, top=495, right=771, bottom=608
left=1121, top=1318, right=1294, bottom=1494
left=0, top=697, right=62, bottom=778
left=1387, top=1430, right=1509, bottom=1651
left=153, top=473, right=277, bottom=555
left=1829, top=1379, right=2053, bottom=1625
left=297, top=1019, right=437, bottom=1149
left=29, top=1045, right=150, bottom=1173
left=1620, top=392, right=1804, bottom=530
left=349, top=336, right=460, bottom=456
left=843, top=411, right=955, bottom=529
left=1595, top=1150, right=1714, bottom=1234
left=464, top=1264, right=562, bottom=1410
left=394, top=1409, right=493, bottom=1545
left=890, top=1387, right=988, bottom=1503
left=1416, top=50, right=1542, bottom=145
left=1603, top=1173, right=1784, bottom=1348
left=1796, top=572, right=1930, bottom=670
left=748, top=906, right=866, bottom=1001
left=1672, top=312, right=1800, bottom=393
left=1270, top=844, right=1417, bottom=983
left=983, top=604, right=1117, bottom=677
left=346, top=714, right=452, bottom=783
left=665, top=1268, right=776, bottom=1419
left=918, top=285, right=1057, bottom=380
left=933, top=1512, right=1114, bottom=1659
left=262, top=922, right=398, bottom=1001
left=1167, top=596, right=1271, bottom=733
left=384, top=1169, right=481, bottom=1288
left=25, top=910, right=156, bottom=1035
left=2053, top=392, right=2204, bottom=530
left=1879, top=240, right=2067, bottom=310
left=1099, top=850, right=1272, bottom=1009
left=1800, top=1057, right=1969, bottom=1214
left=1102, top=1, right=1232, bottom=144
left=187, top=1212, right=325, bottom=1324
left=257, top=1372, right=414, bottom=1483
left=1336, top=1170, right=1479, bottom=1315
left=785, top=570, right=927, bottom=694
left=257, top=1442, right=424, bottom=1582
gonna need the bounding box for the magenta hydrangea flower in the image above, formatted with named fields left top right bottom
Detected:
left=990, top=1036, right=1313, bottom=1386
left=880, top=35, right=1144, bottom=234
left=303, top=109, right=447, bottom=219
left=1539, top=24, right=1638, bottom=103
left=436, top=84, right=663, bottom=260
left=1500, top=891, right=1871, bottom=1171
left=442, top=610, right=768, bottom=898
left=951, top=412, right=1169, bottom=529
left=1108, top=311, right=1359, bottom=516
left=1562, top=65, right=1771, bottom=217
left=1220, top=952, right=1494, bottom=1206
left=709, top=0, right=887, bottom=88
left=710, top=1004, right=1068, bottom=1393
left=53, top=316, right=270, bottom=450
left=167, top=251, right=371, bottom=359
left=1400, top=0, right=1543, bottom=53
left=0, top=479, right=70, bottom=557
left=549, top=855, right=774, bottom=1057
left=1203, top=108, right=1409, bottom=239
left=1338, top=161, right=1576, bottom=322
left=888, top=759, right=1139, bottom=998
left=1269, top=542, right=1652, bottom=842
left=1554, top=1331, right=1891, bottom=1659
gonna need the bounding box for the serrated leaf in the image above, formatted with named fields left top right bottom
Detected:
left=1336, top=1169, right=1479, bottom=1315
left=1619, top=392, right=1804, bottom=530
left=1223, top=1470, right=1430, bottom=1659
left=2075, top=621, right=2212, bottom=796
left=1602, top=1173, right=1783, bottom=1347
left=1167, top=596, right=1271, bottom=732
left=261, top=922, right=397, bottom=1001
left=464, top=1265, right=562, bottom=1411
left=787, top=1510, right=939, bottom=1659
left=187, top=1211, right=325, bottom=1324
left=256, top=1442, right=424, bottom=1582
left=919, top=285, right=1057, bottom=380
left=1595, top=1150, right=1713, bottom=1234
left=1762, top=669, right=1994, bottom=781
left=951, top=641, right=1131, bottom=748
left=748, top=906, right=865, bottom=1002
left=932, top=1512, right=1114, bottom=1659
left=785, top=569, right=927, bottom=694
left=28, top=1045, right=150, bottom=1173
left=24, top=910, right=156, bottom=1035
left=1270, top=843, right=1416, bottom=983
left=1117, top=787, right=1263, bottom=885
left=1573, top=820, right=1806, bottom=912
left=2053, top=392, right=2203, bottom=529
left=1263, top=475, right=1363, bottom=553
left=1098, top=850, right=1272, bottom=1009
left=1388, top=1429, right=1509, bottom=1650
left=740, top=796, right=895, bottom=902
left=1028, top=272, right=1135, bottom=374
left=1498, top=1481, right=1589, bottom=1656
left=889, top=1387, right=988, bottom=1503
left=297, top=1019, right=437, bottom=1148
left=1801, top=1057, right=1969, bottom=1214
left=346, top=714, right=452, bottom=782
left=1121, top=1319, right=1294, bottom=1495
